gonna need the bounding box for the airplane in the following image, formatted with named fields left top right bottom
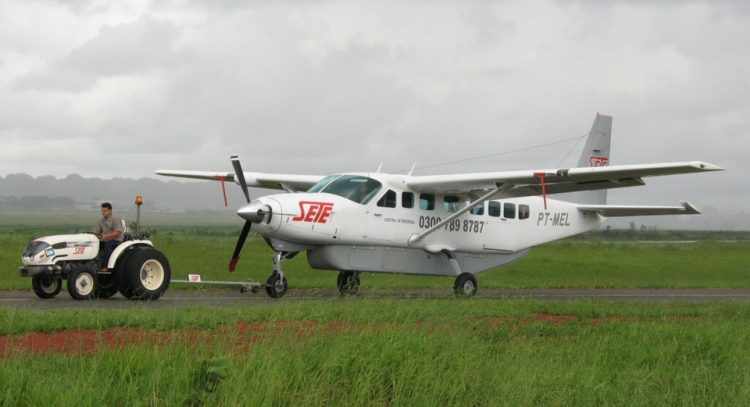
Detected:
left=157, top=114, right=722, bottom=298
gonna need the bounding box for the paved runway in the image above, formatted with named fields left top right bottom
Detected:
left=2, top=288, right=750, bottom=309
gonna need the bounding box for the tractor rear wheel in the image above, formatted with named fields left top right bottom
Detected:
left=120, top=248, right=171, bottom=300
left=32, top=275, right=62, bottom=299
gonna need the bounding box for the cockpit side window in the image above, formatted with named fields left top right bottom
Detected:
left=321, top=176, right=382, bottom=204
left=377, top=190, right=397, bottom=208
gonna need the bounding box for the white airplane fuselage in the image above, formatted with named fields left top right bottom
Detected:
left=249, top=173, right=600, bottom=276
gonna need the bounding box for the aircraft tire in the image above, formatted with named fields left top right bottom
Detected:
left=453, top=273, right=478, bottom=297
left=337, top=270, right=360, bottom=296
left=265, top=271, right=288, bottom=298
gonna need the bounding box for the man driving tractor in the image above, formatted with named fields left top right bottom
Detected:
left=95, top=202, right=124, bottom=271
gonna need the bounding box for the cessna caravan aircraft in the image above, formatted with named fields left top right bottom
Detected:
left=158, top=114, right=721, bottom=298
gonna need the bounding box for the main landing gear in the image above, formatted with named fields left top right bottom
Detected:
left=454, top=273, right=478, bottom=297
left=444, top=250, right=478, bottom=298
left=337, top=270, right=360, bottom=296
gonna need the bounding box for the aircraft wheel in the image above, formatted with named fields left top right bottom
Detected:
left=265, top=272, right=288, bottom=299
left=67, top=267, right=97, bottom=300
left=454, top=273, right=478, bottom=297
left=337, top=270, right=360, bottom=296
left=32, top=275, right=62, bottom=299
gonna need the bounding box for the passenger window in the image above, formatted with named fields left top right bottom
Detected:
left=470, top=202, right=484, bottom=216
left=443, top=195, right=460, bottom=212
left=504, top=203, right=516, bottom=219
left=419, top=194, right=435, bottom=210
left=488, top=201, right=501, bottom=217
left=519, top=204, right=530, bottom=220
left=402, top=192, right=414, bottom=208
left=377, top=190, right=397, bottom=208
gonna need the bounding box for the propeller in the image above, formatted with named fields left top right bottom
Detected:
left=229, top=221, right=251, bottom=272
left=229, top=155, right=251, bottom=272
left=231, top=155, right=251, bottom=204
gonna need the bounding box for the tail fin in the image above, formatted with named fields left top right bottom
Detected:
left=571, top=113, right=612, bottom=204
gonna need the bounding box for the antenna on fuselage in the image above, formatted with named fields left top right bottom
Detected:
left=375, top=162, right=383, bottom=173
left=408, top=162, right=417, bottom=176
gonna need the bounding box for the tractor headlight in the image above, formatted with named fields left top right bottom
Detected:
left=22, top=241, right=51, bottom=258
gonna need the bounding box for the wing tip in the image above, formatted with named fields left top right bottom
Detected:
left=681, top=201, right=701, bottom=215
left=690, top=161, right=723, bottom=171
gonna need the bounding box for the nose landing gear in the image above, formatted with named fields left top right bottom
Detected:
left=265, top=252, right=289, bottom=298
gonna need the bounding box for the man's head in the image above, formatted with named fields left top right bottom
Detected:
left=101, top=202, right=113, bottom=218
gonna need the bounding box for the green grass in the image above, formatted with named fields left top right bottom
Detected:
left=2, top=225, right=749, bottom=290
left=2, top=300, right=750, bottom=406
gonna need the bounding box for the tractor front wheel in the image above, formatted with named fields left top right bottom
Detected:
left=32, top=275, right=62, bottom=299
left=67, top=267, right=97, bottom=300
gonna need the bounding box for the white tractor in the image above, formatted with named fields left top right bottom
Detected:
left=18, top=196, right=171, bottom=300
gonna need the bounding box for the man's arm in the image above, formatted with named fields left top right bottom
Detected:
left=101, top=219, right=123, bottom=241
left=101, top=229, right=122, bottom=241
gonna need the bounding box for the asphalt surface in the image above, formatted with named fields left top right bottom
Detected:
left=2, top=288, right=750, bottom=309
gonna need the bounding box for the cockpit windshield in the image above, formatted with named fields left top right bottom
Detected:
left=313, top=175, right=382, bottom=204
left=307, top=175, right=339, bottom=193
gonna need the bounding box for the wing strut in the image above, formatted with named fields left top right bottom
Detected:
left=218, top=176, right=229, bottom=207
left=534, top=172, right=550, bottom=209
left=407, top=184, right=513, bottom=246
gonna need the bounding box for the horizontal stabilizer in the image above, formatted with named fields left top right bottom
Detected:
left=577, top=202, right=700, bottom=217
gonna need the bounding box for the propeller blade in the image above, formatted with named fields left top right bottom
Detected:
left=231, top=155, right=251, bottom=204
left=229, top=221, right=252, bottom=272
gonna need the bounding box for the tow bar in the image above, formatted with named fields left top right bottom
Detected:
left=170, top=274, right=264, bottom=294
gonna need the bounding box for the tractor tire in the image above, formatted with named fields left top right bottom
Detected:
left=96, top=274, right=118, bottom=299
left=121, top=247, right=171, bottom=300
left=67, top=267, right=97, bottom=300
left=115, top=249, right=135, bottom=299
left=32, top=275, right=62, bottom=299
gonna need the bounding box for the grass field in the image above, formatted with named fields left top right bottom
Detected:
left=2, top=223, right=749, bottom=290
left=1, top=300, right=750, bottom=405
left=2, top=213, right=750, bottom=405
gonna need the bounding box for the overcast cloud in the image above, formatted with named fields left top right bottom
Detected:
left=0, top=0, right=747, bottom=226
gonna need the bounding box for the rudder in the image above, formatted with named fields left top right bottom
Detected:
left=571, top=113, right=612, bottom=204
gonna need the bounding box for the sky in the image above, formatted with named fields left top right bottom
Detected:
left=0, top=0, right=747, bottom=226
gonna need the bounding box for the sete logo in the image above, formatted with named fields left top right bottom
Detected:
left=589, top=156, right=609, bottom=167
left=292, top=201, right=334, bottom=224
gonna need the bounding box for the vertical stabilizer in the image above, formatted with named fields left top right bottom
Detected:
left=571, top=113, right=612, bottom=204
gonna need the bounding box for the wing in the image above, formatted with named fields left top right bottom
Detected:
left=155, top=170, right=324, bottom=192
left=577, top=202, right=700, bottom=217
left=405, top=161, right=722, bottom=196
